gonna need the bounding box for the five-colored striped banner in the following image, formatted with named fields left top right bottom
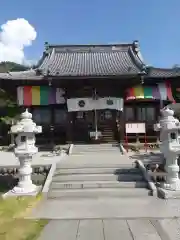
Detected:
left=126, top=81, right=175, bottom=103
left=17, top=86, right=65, bottom=106
left=17, top=82, right=176, bottom=106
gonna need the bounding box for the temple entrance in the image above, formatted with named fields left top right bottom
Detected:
left=97, top=110, right=115, bottom=125
left=97, top=110, right=117, bottom=143
left=71, top=110, right=119, bottom=143
left=72, top=111, right=89, bottom=143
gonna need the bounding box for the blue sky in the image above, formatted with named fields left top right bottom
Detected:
left=1, top=0, right=180, bottom=67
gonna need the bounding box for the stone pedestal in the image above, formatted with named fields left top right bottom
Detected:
left=3, top=109, right=42, bottom=198
left=154, top=107, right=180, bottom=198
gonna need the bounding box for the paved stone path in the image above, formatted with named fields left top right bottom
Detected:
left=38, top=218, right=180, bottom=240
left=2, top=148, right=179, bottom=239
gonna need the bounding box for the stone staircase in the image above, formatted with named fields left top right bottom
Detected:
left=100, top=125, right=117, bottom=143
left=72, top=144, right=120, bottom=155
left=48, top=155, right=150, bottom=199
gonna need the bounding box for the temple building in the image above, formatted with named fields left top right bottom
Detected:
left=0, top=40, right=180, bottom=145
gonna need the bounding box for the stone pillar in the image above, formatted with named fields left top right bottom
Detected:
left=165, top=152, right=180, bottom=190
left=13, top=155, right=35, bottom=193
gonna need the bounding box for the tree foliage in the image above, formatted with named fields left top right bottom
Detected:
left=0, top=61, right=28, bottom=124
left=0, top=88, right=20, bottom=124
left=0, top=61, right=30, bottom=73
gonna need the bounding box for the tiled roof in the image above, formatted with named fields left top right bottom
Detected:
left=1, top=41, right=180, bottom=80
left=38, top=41, right=145, bottom=77
left=146, top=67, right=180, bottom=78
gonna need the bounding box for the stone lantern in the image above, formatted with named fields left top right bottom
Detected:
left=5, top=109, right=42, bottom=196
left=154, top=107, right=180, bottom=191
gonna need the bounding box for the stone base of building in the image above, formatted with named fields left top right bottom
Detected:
left=2, top=185, right=42, bottom=199
left=157, top=187, right=180, bottom=199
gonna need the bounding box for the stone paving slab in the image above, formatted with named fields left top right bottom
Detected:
left=37, top=218, right=180, bottom=240
left=158, top=219, right=180, bottom=240
left=29, top=198, right=180, bottom=219
left=38, top=220, right=79, bottom=240
left=77, top=220, right=104, bottom=240
left=127, top=219, right=161, bottom=240
left=103, top=219, right=132, bottom=240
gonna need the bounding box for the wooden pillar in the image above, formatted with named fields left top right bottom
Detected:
left=48, top=105, right=53, bottom=147
left=156, top=101, right=161, bottom=144
left=119, top=110, right=125, bottom=144
left=66, top=112, right=73, bottom=144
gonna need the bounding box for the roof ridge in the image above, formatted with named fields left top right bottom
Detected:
left=47, top=43, right=134, bottom=48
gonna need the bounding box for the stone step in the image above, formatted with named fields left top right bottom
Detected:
left=101, top=137, right=115, bottom=140
left=72, top=150, right=120, bottom=154
left=73, top=145, right=117, bottom=148
left=72, top=151, right=119, bottom=155
left=51, top=181, right=147, bottom=189
left=56, top=163, right=136, bottom=169
left=72, top=147, right=120, bottom=152
left=52, top=173, right=144, bottom=182
left=72, top=144, right=119, bottom=150
left=73, top=144, right=117, bottom=148
left=101, top=138, right=115, bottom=141
left=101, top=134, right=114, bottom=136
left=48, top=188, right=150, bottom=199
left=102, top=132, right=114, bottom=135
left=101, top=136, right=114, bottom=137
left=54, top=167, right=140, bottom=175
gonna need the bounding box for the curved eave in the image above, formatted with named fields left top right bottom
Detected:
left=128, top=45, right=146, bottom=72
left=146, top=67, right=180, bottom=79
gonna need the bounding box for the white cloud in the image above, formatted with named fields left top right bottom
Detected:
left=0, top=18, right=37, bottom=64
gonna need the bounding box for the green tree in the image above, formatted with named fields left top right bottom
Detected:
left=0, top=61, right=30, bottom=73
left=0, top=61, right=27, bottom=124
left=0, top=88, right=20, bottom=125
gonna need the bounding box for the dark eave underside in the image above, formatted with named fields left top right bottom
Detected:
left=1, top=67, right=180, bottom=81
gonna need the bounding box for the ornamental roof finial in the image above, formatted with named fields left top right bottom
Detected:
left=44, top=42, right=49, bottom=52
left=133, top=40, right=140, bottom=53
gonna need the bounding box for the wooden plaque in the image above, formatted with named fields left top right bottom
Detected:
left=125, top=123, right=146, bottom=134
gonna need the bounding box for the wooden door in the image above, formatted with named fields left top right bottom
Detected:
left=53, top=108, right=67, bottom=144
left=72, top=111, right=89, bottom=142
left=97, top=110, right=116, bottom=127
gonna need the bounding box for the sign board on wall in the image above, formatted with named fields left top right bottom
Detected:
left=125, top=123, right=146, bottom=134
